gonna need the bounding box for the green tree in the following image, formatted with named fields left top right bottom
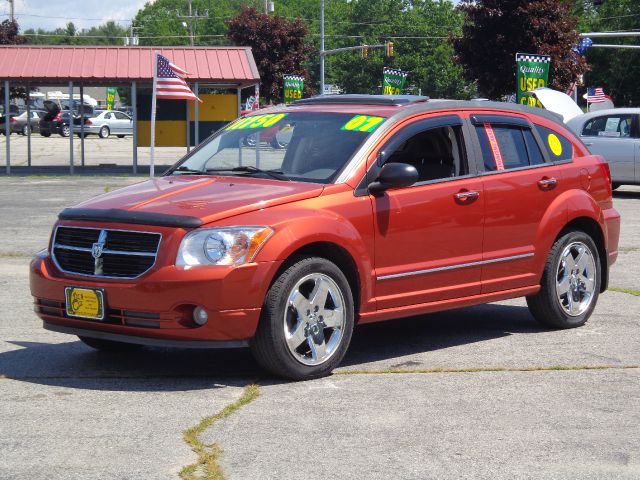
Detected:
left=0, top=20, right=28, bottom=102
left=227, top=5, right=313, bottom=103
left=453, top=0, right=588, bottom=99
left=327, top=0, right=475, bottom=98
left=579, top=0, right=640, bottom=106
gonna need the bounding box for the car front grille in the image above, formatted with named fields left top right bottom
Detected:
left=52, top=226, right=161, bottom=279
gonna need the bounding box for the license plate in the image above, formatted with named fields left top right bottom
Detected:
left=65, top=287, right=105, bottom=320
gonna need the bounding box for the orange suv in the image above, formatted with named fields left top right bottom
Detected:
left=30, top=95, right=620, bottom=380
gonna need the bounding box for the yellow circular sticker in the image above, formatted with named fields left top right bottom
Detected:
left=547, top=133, right=562, bottom=156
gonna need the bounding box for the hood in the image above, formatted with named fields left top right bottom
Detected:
left=526, top=87, right=583, bottom=123
left=72, top=176, right=325, bottom=225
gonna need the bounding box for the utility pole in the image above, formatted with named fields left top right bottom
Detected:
left=7, top=0, right=14, bottom=22
left=263, top=0, right=274, bottom=14
left=320, top=0, right=325, bottom=94
left=176, top=0, right=208, bottom=46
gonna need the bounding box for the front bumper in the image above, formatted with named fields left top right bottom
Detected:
left=30, top=251, right=282, bottom=344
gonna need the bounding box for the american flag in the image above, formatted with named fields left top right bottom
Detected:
left=155, top=54, right=201, bottom=102
left=587, top=87, right=606, bottom=104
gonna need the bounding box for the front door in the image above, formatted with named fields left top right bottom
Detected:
left=371, top=116, right=485, bottom=311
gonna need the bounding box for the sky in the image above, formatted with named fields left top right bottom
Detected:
left=1, top=0, right=151, bottom=31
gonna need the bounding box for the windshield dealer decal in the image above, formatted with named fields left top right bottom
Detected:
left=227, top=113, right=288, bottom=130
left=341, top=115, right=385, bottom=133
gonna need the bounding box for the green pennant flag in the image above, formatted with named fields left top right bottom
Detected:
left=106, top=87, right=117, bottom=110
left=382, top=68, right=408, bottom=95
left=283, top=75, right=304, bottom=104
left=516, top=53, right=551, bottom=107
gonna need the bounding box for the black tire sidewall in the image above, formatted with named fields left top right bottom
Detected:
left=533, top=231, right=601, bottom=328
left=99, top=127, right=109, bottom=138
left=252, top=257, right=355, bottom=380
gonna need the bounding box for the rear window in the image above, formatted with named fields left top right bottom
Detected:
left=534, top=125, right=573, bottom=162
left=475, top=125, right=542, bottom=171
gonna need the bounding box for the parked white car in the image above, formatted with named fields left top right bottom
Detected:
left=83, top=110, right=133, bottom=138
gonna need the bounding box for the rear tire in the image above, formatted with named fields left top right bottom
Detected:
left=251, top=256, right=354, bottom=380
left=22, top=125, right=29, bottom=136
left=78, top=336, right=143, bottom=352
left=40, top=132, right=51, bottom=137
left=526, top=230, right=600, bottom=329
left=99, top=126, right=110, bottom=138
left=117, top=134, right=125, bottom=138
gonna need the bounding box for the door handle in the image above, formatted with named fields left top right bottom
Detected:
left=454, top=190, right=480, bottom=204
left=538, top=177, right=557, bottom=190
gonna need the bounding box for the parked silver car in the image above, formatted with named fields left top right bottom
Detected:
left=83, top=110, right=133, bottom=138
left=566, top=108, right=640, bottom=189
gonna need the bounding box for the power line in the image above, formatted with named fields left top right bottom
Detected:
left=176, top=0, right=208, bottom=46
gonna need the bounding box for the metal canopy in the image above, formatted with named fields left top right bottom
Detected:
left=0, top=46, right=260, bottom=87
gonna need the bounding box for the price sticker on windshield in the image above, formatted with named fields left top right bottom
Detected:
left=227, top=113, right=289, bottom=130
left=341, top=115, right=385, bottom=133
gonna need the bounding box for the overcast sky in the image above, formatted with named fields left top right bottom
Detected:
left=2, top=0, right=151, bottom=31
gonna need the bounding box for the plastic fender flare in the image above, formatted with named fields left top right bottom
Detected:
left=256, top=212, right=374, bottom=312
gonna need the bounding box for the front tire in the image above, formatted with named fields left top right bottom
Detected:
left=78, top=336, right=143, bottom=352
left=526, top=230, right=600, bottom=329
left=60, top=125, right=70, bottom=137
left=251, top=256, right=354, bottom=380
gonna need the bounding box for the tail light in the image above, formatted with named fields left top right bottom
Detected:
left=9, top=117, right=16, bottom=123
left=84, top=119, right=92, bottom=125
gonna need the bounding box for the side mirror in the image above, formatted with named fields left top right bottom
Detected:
left=368, top=162, right=419, bottom=195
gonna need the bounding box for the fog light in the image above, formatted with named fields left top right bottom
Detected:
left=193, top=306, right=209, bottom=326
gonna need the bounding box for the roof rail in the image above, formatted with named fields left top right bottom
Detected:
left=292, top=94, right=429, bottom=106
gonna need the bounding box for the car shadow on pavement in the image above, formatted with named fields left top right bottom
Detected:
left=613, top=190, right=640, bottom=200
left=343, top=302, right=544, bottom=367
left=2, top=303, right=544, bottom=389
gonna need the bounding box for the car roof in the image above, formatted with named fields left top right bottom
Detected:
left=253, top=95, right=565, bottom=127
left=566, top=108, right=640, bottom=128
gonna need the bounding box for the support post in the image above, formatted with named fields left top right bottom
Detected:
left=4, top=80, right=10, bottom=175
left=236, top=87, right=241, bottom=116
left=186, top=97, right=191, bottom=153
left=150, top=52, right=158, bottom=178
left=26, top=83, right=31, bottom=168
left=194, top=82, right=199, bottom=146
left=69, top=81, right=74, bottom=174
left=132, top=81, right=138, bottom=174
left=80, top=84, right=85, bottom=167
left=320, top=0, right=325, bottom=95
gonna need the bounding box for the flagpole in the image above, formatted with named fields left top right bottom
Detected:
left=150, top=51, right=158, bottom=178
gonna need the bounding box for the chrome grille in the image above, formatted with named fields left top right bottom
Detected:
left=52, top=226, right=161, bottom=279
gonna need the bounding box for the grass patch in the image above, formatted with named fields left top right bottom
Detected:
left=336, top=364, right=640, bottom=376
left=180, top=384, right=260, bottom=480
left=0, top=252, right=31, bottom=258
left=609, top=287, right=640, bottom=297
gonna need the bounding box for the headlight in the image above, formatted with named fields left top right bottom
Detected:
left=176, top=226, right=274, bottom=266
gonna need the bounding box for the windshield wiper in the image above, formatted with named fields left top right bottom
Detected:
left=206, top=166, right=291, bottom=181
left=172, top=166, right=210, bottom=175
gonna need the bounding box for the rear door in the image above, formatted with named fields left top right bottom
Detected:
left=371, top=115, right=485, bottom=310
left=580, top=113, right=637, bottom=183
left=113, top=112, right=132, bottom=134
left=470, top=114, right=569, bottom=293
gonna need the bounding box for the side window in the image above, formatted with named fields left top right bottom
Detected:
left=583, top=115, right=634, bottom=138
left=475, top=125, right=534, bottom=171
left=535, top=125, right=573, bottom=162
left=384, top=126, right=468, bottom=182
left=114, top=112, right=129, bottom=120
left=104, top=113, right=112, bottom=119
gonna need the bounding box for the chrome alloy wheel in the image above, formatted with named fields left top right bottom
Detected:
left=283, top=273, right=346, bottom=366
left=555, top=241, right=597, bottom=317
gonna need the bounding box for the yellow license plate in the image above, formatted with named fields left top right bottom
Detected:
left=65, top=287, right=105, bottom=320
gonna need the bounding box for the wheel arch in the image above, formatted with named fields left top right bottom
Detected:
left=557, top=216, right=608, bottom=293
left=270, top=241, right=363, bottom=322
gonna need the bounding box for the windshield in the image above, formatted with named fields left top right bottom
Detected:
left=169, top=111, right=386, bottom=183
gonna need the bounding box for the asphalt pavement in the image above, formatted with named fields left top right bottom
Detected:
left=0, top=178, right=638, bottom=479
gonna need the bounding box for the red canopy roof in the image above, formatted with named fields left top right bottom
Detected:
left=0, top=46, right=260, bottom=86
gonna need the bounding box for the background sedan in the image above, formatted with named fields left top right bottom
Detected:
left=566, top=108, right=640, bottom=189
left=84, top=110, right=133, bottom=138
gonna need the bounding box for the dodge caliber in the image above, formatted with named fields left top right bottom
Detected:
left=31, top=95, right=621, bottom=380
